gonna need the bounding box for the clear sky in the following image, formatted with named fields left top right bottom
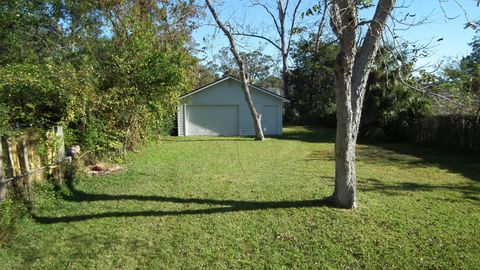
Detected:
left=193, top=0, right=479, bottom=72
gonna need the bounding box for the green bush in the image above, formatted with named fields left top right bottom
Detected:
left=0, top=197, right=28, bottom=244
left=0, top=39, right=195, bottom=159
left=0, top=62, right=96, bottom=128
left=0, top=1, right=198, bottom=159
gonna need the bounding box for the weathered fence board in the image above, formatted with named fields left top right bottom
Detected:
left=0, top=141, right=5, bottom=201
left=0, top=126, right=65, bottom=202
left=409, top=115, right=480, bottom=153
left=54, top=126, right=65, bottom=185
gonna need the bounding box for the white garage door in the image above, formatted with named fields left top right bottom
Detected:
left=186, top=105, right=239, bottom=136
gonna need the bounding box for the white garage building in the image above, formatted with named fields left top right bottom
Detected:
left=177, top=76, right=289, bottom=136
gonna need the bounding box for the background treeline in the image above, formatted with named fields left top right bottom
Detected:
left=0, top=0, right=200, bottom=157
left=204, top=26, right=479, bottom=152
left=0, top=1, right=478, bottom=155
left=287, top=35, right=479, bottom=151
left=289, top=39, right=430, bottom=141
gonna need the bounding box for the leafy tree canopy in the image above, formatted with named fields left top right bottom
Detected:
left=207, top=47, right=279, bottom=84
left=0, top=0, right=200, bottom=156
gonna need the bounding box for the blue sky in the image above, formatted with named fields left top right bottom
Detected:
left=193, top=0, right=479, bottom=72
left=387, top=0, right=479, bottom=69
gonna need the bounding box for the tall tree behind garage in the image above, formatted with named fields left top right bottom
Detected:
left=205, top=0, right=265, bottom=141
left=235, top=0, right=304, bottom=121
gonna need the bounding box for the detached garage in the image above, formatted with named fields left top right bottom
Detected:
left=177, top=76, right=289, bottom=136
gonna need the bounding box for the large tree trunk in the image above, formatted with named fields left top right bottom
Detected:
left=331, top=51, right=359, bottom=208
left=240, top=74, right=265, bottom=141
left=329, top=0, right=395, bottom=209
left=333, top=117, right=358, bottom=208
left=281, top=55, right=288, bottom=97
left=205, top=0, right=265, bottom=141
left=281, top=53, right=292, bottom=121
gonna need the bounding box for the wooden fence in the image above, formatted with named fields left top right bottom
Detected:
left=409, top=115, right=480, bottom=154
left=0, top=126, right=66, bottom=202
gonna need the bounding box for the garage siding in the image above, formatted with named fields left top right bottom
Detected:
left=177, top=105, right=185, bottom=136
left=178, top=79, right=284, bottom=136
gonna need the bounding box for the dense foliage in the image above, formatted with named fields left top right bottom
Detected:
left=0, top=0, right=199, bottom=156
left=361, top=47, right=429, bottom=141
left=207, top=47, right=280, bottom=84
left=289, top=40, right=337, bottom=125
left=0, top=63, right=95, bottom=129
left=289, top=40, right=429, bottom=140
left=438, top=37, right=480, bottom=116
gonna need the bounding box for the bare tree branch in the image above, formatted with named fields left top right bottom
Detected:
left=284, top=0, right=291, bottom=14
left=233, top=33, right=282, bottom=50
left=314, top=0, right=330, bottom=51
left=286, top=0, right=303, bottom=53
left=251, top=2, right=282, bottom=36
left=438, top=0, right=460, bottom=20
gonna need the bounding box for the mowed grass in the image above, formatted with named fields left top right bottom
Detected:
left=1, top=126, right=479, bottom=269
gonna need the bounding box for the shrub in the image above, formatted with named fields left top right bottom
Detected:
left=0, top=196, right=28, bottom=244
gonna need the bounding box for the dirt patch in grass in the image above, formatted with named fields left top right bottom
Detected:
left=85, top=163, right=122, bottom=176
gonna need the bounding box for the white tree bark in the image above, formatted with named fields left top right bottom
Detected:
left=205, top=0, right=265, bottom=141
left=329, top=0, right=395, bottom=208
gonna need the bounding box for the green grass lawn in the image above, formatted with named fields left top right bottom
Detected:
left=1, top=126, right=479, bottom=269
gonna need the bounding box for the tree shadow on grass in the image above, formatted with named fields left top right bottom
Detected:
left=302, top=138, right=480, bottom=183
left=356, top=143, right=480, bottom=183
left=32, top=178, right=330, bottom=224
left=302, top=140, right=480, bottom=202
left=161, top=137, right=254, bottom=142
left=358, top=177, right=480, bottom=203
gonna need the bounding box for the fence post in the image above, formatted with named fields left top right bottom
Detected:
left=0, top=139, right=5, bottom=201
left=55, top=126, right=65, bottom=162
left=1, top=137, right=14, bottom=191
left=19, top=137, right=30, bottom=179
left=19, top=137, right=33, bottom=213
left=54, top=126, right=65, bottom=185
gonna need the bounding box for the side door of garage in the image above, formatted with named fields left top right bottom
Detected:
left=262, top=105, right=278, bottom=136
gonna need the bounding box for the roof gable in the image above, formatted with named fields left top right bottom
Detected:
left=179, top=76, right=289, bottom=102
